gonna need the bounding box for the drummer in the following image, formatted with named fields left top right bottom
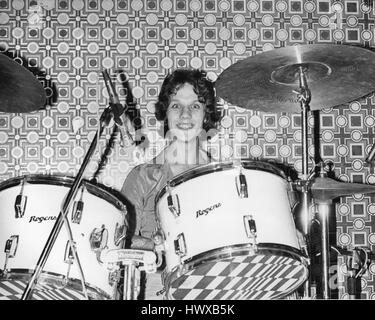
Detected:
left=121, top=68, right=222, bottom=298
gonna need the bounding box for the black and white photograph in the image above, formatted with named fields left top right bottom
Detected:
left=0, top=0, right=375, bottom=311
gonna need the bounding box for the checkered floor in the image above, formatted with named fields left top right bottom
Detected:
left=168, top=253, right=308, bottom=300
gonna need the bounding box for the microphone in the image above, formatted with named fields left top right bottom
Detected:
left=102, top=70, right=134, bottom=145
left=366, top=143, right=375, bottom=165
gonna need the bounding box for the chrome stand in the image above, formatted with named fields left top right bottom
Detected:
left=315, top=198, right=333, bottom=299
left=294, top=66, right=313, bottom=298
left=104, top=249, right=157, bottom=300
left=295, top=66, right=333, bottom=299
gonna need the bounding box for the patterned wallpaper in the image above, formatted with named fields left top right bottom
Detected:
left=1, top=0, right=375, bottom=299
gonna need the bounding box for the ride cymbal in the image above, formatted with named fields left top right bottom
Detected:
left=311, top=176, right=375, bottom=202
left=0, top=53, right=46, bottom=113
left=215, top=44, right=375, bottom=113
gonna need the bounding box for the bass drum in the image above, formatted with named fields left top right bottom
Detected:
left=0, top=175, right=127, bottom=300
left=156, top=160, right=308, bottom=300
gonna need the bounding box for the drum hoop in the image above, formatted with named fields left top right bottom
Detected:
left=156, top=160, right=288, bottom=201
left=164, top=242, right=309, bottom=300
left=1, top=268, right=112, bottom=300
left=0, top=174, right=127, bottom=212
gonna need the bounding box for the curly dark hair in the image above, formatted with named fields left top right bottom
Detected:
left=155, top=69, right=222, bottom=135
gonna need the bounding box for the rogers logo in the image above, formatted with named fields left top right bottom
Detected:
left=196, top=203, right=221, bottom=218
left=29, top=216, right=57, bottom=223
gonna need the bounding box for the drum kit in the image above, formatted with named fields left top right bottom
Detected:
left=1, top=43, right=375, bottom=300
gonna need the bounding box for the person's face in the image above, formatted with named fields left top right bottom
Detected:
left=167, top=83, right=205, bottom=143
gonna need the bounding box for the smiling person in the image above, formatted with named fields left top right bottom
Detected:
left=121, top=68, right=222, bottom=299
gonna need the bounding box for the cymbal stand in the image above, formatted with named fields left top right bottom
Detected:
left=294, top=66, right=314, bottom=298
left=314, top=189, right=332, bottom=300
left=21, top=105, right=114, bottom=300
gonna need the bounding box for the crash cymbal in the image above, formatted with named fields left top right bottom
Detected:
left=0, top=53, right=46, bottom=113
left=215, top=44, right=375, bottom=113
left=311, top=176, right=375, bottom=202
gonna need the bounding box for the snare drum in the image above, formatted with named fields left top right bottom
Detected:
left=0, top=175, right=127, bottom=300
left=156, top=160, right=308, bottom=300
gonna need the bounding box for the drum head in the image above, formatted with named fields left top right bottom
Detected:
left=164, top=244, right=309, bottom=300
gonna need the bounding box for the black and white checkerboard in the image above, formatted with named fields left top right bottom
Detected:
left=167, top=253, right=308, bottom=300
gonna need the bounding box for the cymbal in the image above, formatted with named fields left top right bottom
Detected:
left=311, top=176, right=375, bottom=202
left=215, top=44, right=375, bottom=113
left=0, top=53, right=46, bottom=113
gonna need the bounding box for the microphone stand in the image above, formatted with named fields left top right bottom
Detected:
left=21, top=101, right=114, bottom=300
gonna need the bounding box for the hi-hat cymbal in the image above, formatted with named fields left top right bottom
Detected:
left=311, top=176, right=375, bottom=202
left=0, top=53, right=46, bottom=113
left=215, top=44, right=375, bottom=113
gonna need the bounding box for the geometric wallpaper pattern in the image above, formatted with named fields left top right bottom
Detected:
left=0, top=0, right=375, bottom=299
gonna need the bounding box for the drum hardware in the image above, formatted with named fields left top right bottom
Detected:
left=235, top=172, right=248, bottom=198
left=243, top=215, right=258, bottom=255
left=90, top=225, right=109, bottom=264
left=60, top=215, right=90, bottom=299
left=289, top=64, right=313, bottom=299
left=295, top=162, right=375, bottom=300
left=63, top=241, right=75, bottom=287
left=315, top=246, right=375, bottom=300
left=114, top=222, right=127, bottom=246
left=309, top=162, right=375, bottom=295
left=20, top=70, right=130, bottom=300
left=104, top=249, right=157, bottom=300
left=174, top=233, right=187, bottom=258
left=243, top=215, right=257, bottom=240
left=2, top=235, right=19, bottom=277
left=71, top=186, right=85, bottom=224
left=167, top=184, right=180, bottom=218
left=0, top=53, right=46, bottom=113
left=345, top=248, right=369, bottom=300
left=234, top=161, right=248, bottom=198
left=14, top=177, right=27, bottom=219
left=102, top=69, right=134, bottom=146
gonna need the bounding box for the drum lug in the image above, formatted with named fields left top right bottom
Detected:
left=72, top=186, right=85, bottom=224
left=89, top=225, right=109, bottom=264
left=4, top=235, right=19, bottom=258
left=14, top=177, right=27, bottom=218
left=2, top=235, right=19, bottom=276
left=14, top=194, right=27, bottom=218
left=235, top=172, right=248, bottom=198
left=114, top=222, right=127, bottom=246
left=167, top=194, right=180, bottom=217
left=71, top=200, right=84, bottom=224
left=243, top=215, right=258, bottom=246
left=174, top=233, right=187, bottom=257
